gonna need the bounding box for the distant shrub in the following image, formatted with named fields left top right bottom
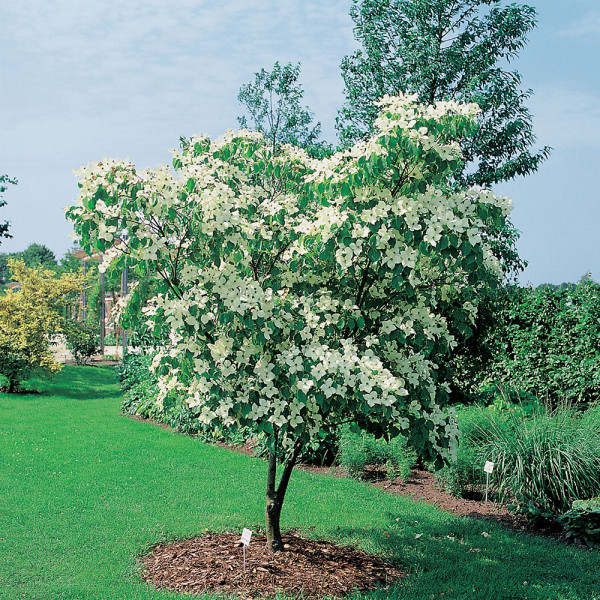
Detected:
left=116, top=351, right=248, bottom=445
left=103, top=334, right=118, bottom=346
left=557, top=498, right=600, bottom=548
left=338, top=427, right=417, bottom=481
left=64, top=320, right=99, bottom=365
left=115, top=352, right=154, bottom=391
left=0, top=260, right=82, bottom=391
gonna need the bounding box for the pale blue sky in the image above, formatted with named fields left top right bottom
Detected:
left=0, top=0, right=598, bottom=285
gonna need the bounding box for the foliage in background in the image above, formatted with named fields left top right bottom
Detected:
left=453, top=282, right=600, bottom=406
left=339, top=426, right=417, bottom=481
left=0, top=173, right=16, bottom=245
left=63, top=319, right=99, bottom=365
left=338, top=0, right=550, bottom=188
left=116, top=352, right=247, bottom=442
left=20, top=243, right=56, bottom=268
left=68, top=95, right=511, bottom=551
left=0, top=243, right=59, bottom=289
left=115, top=351, right=155, bottom=392
left=0, top=260, right=82, bottom=391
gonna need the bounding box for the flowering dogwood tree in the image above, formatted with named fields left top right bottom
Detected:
left=67, top=95, right=512, bottom=551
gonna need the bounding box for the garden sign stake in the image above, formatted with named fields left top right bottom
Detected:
left=484, top=461, right=495, bottom=503
left=240, top=528, right=252, bottom=570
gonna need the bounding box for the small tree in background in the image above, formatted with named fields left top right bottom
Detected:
left=0, top=260, right=82, bottom=392
left=1, top=243, right=60, bottom=290
left=21, top=243, right=57, bottom=269
left=68, top=95, right=512, bottom=552
left=237, top=61, right=329, bottom=157
left=63, top=319, right=99, bottom=365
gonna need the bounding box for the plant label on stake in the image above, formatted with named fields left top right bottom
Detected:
left=483, top=461, right=495, bottom=503
left=240, top=528, right=252, bottom=570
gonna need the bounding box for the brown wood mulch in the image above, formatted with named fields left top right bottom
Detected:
left=142, top=531, right=405, bottom=599
left=373, top=468, right=529, bottom=531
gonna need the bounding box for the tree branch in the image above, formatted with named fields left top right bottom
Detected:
left=276, top=439, right=303, bottom=502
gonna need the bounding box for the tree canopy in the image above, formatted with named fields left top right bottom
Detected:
left=237, top=61, right=326, bottom=156
left=0, top=243, right=59, bottom=289
left=67, top=95, right=512, bottom=551
left=21, top=243, right=57, bottom=268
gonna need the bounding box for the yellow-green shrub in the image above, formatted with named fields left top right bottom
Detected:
left=0, top=260, right=82, bottom=391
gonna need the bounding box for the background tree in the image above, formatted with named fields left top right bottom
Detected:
left=68, top=95, right=511, bottom=552
left=21, top=243, right=57, bottom=269
left=0, top=259, right=82, bottom=392
left=0, top=243, right=59, bottom=290
left=0, top=255, right=10, bottom=288
left=337, top=0, right=551, bottom=188
left=337, top=0, right=547, bottom=391
left=237, top=61, right=329, bottom=157
left=0, top=173, right=16, bottom=244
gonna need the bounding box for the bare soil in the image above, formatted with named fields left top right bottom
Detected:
left=142, top=531, right=405, bottom=599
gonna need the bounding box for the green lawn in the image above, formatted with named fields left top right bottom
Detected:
left=1, top=366, right=598, bottom=600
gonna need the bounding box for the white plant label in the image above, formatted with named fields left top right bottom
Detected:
left=484, top=461, right=495, bottom=474
left=240, top=528, right=252, bottom=546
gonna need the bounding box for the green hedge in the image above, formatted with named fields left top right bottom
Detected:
left=449, top=282, right=600, bottom=406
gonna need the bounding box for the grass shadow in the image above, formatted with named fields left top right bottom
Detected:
left=4, top=365, right=120, bottom=400
left=333, top=509, right=598, bottom=600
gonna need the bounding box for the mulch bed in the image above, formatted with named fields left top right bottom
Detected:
left=142, top=531, right=405, bottom=599
left=373, top=468, right=531, bottom=532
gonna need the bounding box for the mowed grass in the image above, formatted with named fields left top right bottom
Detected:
left=1, top=367, right=599, bottom=600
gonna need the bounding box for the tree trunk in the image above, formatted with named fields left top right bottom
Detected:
left=265, top=439, right=301, bottom=552
left=266, top=487, right=284, bottom=552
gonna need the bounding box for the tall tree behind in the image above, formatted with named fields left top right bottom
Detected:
left=21, top=243, right=57, bottom=269
left=0, top=243, right=58, bottom=289
left=0, top=174, right=16, bottom=245
left=337, top=0, right=550, bottom=187
left=237, top=61, right=327, bottom=156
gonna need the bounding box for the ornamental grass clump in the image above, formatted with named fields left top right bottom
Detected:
left=477, top=404, right=600, bottom=521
